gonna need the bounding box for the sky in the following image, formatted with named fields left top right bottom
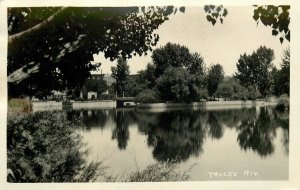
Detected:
left=92, top=6, right=289, bottom=76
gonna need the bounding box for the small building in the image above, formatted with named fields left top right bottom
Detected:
left=50, top=90, right=67, bottom=101
left=87, top=91, right=97, bottom=100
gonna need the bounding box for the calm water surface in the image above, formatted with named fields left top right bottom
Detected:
left=67, top=106, right=289, bottom=181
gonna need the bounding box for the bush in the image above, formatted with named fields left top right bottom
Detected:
left=247, top=85, right=261, bottom=100
left=276, top=94, right=289, bottom=111
left=7, top=111, right=105, bottom=182
left=135, top=89, right=161, bottom=103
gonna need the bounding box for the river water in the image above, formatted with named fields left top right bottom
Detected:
left=66, top=106, right=289, bottom=181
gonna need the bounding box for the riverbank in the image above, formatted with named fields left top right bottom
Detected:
left=137, top=100, right=277, bottom=110
left=7, top=111, right=188, bottom=182
left=72, top=100, right=116, bottom=110
left=28, top=99, right=278, bottom=112
left=32, top=101, right=62, bottom=112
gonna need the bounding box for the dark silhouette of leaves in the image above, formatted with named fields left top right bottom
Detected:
left=253, top=5, right=290, bottom=43
left=179, top=7, right=185, bottom=13
left=204, top=5, right=227, bottom=26
left=272, top=29, right=279, bottom=36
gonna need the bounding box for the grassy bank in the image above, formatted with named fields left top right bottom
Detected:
left=7, top=111, right=188, bottom=182
left=7, top=98, right=32, bottom=118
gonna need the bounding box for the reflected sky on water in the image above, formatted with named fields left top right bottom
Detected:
left=67, top=106, right=289, bottom=180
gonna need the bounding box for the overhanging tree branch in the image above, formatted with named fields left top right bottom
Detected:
left=8, top=7, right=67, bottom=45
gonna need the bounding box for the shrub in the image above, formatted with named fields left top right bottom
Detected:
left=135, top=89, right=161, bottom=103
left=247, top=85, right=261, bottom=100
left=7, top=111, right=105, bottom=182
left=276, top=94, right=289, bottom=111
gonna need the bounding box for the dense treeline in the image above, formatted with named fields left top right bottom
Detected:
left=111, top=43, right=289, bottom=103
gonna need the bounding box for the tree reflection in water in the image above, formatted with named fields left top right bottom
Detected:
left=136, top=109, right=207, bottom=162
left=111, top=109, right=139, bottom=150
left=67, top=109, right=108, bottom=130
left=69, top=106, right=289, bottom=162
left=236, top=107, right=289, bottom=157
left=207, top=112, right=224, bottom=139
left=112, top=110, right=130, bottom=150
left=237, top=107, right=276, bottom=156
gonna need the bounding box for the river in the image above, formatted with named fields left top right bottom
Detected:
left=66, top=105, right=289, bottom=181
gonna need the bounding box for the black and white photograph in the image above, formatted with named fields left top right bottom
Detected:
left=1, top=1, right=300, bottom=190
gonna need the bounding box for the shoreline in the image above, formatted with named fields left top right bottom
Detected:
left=31, top=99, right=278, bottom=112
left=136, top=100, right=277, bottom=109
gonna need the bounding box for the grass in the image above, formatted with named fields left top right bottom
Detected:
left=125, top=161, right=189, bottom=182
left=7, top=98, right=32, bottom=118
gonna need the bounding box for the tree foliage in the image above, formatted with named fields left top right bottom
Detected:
left=135, top=89, right=161, bottom=103
left=152, top=43, right=194, bottom=76
left=111, top=58, right=130, bottom=96
left=156, top=67, right=192, bottom=103
left=273, top=48, right=290, bottom=96
left=215, top=77, right=248, bottom=100
left=235, top=46, right=275, bottom=97
left=207, top=64, right=224, bottom=98
left=253, top=5, right=290, bottom=43
left=84, top=76, right=108, bottom=97
left=204, top=5, right=228, bottom=25
left=7, top=5, right=290, bottom=97
left=7, top=6, right=177, bottom=96
left=151, top=43, right=206, bottom=102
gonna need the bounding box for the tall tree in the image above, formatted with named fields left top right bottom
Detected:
left=207, top=64, right=224, bottom=98
left=151, top=43, right=207, bottom=102
left=235, top=46, right=275, bottom=98
left=111, top=58, right=130, bottom=97
left=151, top=42, right=193, bottom=77
left=273, top=48, right=290, bottom=96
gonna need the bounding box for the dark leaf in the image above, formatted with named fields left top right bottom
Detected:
left=253, top=10, right=259, bottom=21
left=223, top=9, right=228, bottom=17
left=211, top=18, right=216, bottom=26
left=280, top=37, right=284, bottom=44
left=209, top=5, right=215, bottom=10
left=204, top=5, right=209, bottom=13
left=179, top=7, right=185, bottom=13
left=212, top=13, right=219, bottom=19
left=272, top=29, right=278, bottom=36
left=285, top=31, right=290, bottom=41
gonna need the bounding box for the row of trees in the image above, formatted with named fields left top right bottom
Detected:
left=7, top=6, right=289, bottom=98
left=213, top=46, right=290, bottom=101
left=111, top=42, right=225, bottom=103
left=111, top=44, right=289, bottom=103
left=235, top=46, right=290, bottom=98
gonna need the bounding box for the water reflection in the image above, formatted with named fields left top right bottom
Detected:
left=136, top=110, right=207, bottom=162
left=207, top=112, right=224, bottom=139
left=237, top=107, right=276, bottom=156
left=111, top=110, right=137, bottom=150
left=68, top=106, right=289, bottom=162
